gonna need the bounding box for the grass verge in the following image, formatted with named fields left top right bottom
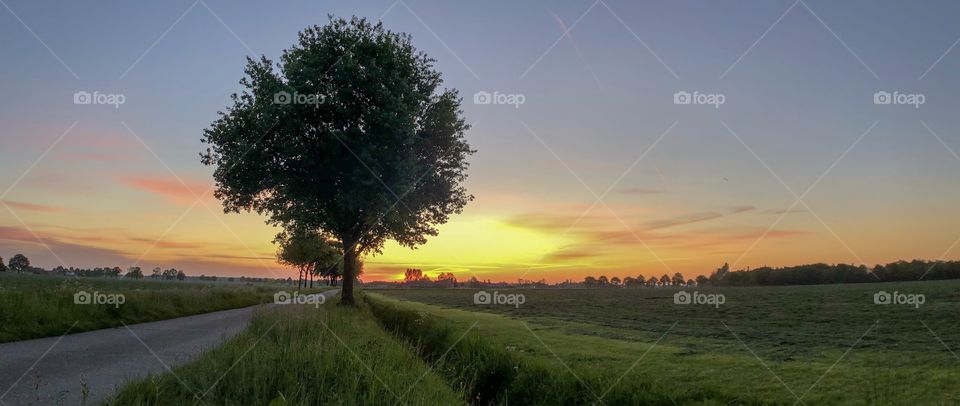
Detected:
left=366, top=293, right=736, bottom=405
left=105, top=298, right=465, bottom=405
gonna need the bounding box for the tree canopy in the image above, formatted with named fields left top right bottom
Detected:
left=8, top=254, right=29, bottom=273
left=200, top=16, right=473, bottom=304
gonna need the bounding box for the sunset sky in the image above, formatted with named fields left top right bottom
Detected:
left=2, top=0, right=960, bottom=282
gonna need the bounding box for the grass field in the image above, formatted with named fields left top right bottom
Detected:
left=369, top=280, right=960, bottom=405
left=106, top=300, right=465, bottom=405
left=0, top=272, right=320, bottom=342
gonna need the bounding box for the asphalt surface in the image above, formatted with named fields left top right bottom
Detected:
left=0, top=289, right=339, bottom=406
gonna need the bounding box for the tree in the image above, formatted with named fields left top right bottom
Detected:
left=610, top=276, right=622, bottom=286
left=8, top=254, right=29, bottom=273
left=583, top=276, right=597, bottom=287
left=659, top=274, right=670, bottom=286
left=0, top=257, right=6, bottom=272
left=646, top=276, right=657, bottom=286
left=696, top=275, right=709, bottom=286
left=126, top=267, right=143, bottom=279
left=598, top=275, right=609, bottom=286
left=671, top=272, right=685, bottom=286
left=404, top=268, right=424, bottom=282
left=151, top=267, right=162, bottom=279
left=176, top=270, right=186, bottom=281
left=200, top=17, right=474, bottom=305
left=277, top=228, right=341, bottom=288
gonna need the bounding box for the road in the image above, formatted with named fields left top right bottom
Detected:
left=0, top=289, right=339, bottom=406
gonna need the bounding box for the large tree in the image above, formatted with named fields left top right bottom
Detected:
left=201, top=17, right=473, bottom=305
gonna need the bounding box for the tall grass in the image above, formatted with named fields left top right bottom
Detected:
left=365, top=294, right=734, bottom=405
left=0, top=273, right=294, bottom=342
left=106, top=301, right=465, bottom=405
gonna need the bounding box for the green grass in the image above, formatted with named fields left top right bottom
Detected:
left=0, top=272, right=320, bottom=342
left=369, top=281, right=960, bottom=405
left=105, top=297, right=465, bottom=406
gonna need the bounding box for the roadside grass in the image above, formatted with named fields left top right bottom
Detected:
left=0, top=273, right=322, bottom=342
left=105, top=298, right=465, bottom=406
left=368, top=285, right=960, bottom=405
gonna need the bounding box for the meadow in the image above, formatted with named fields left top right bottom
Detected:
left=102, top=281, right=960, bottom=405
left=0, top=272, right=313, bottom=342
left=368, top=280, right=960, bottom=405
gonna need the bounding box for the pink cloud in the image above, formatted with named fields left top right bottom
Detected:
left=123, top=176, right=212, bottom=205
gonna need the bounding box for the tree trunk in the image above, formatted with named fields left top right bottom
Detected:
left=340, top=245, right=358, bottom=306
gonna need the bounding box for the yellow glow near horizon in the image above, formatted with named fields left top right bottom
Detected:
left=368, top=216, right=566, bottom=276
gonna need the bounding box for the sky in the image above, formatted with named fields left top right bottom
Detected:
left=2, top=0, right=960, bottom=282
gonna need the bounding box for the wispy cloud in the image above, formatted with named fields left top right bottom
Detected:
left=618, top=187, right=666, bottom=195
left=2, top=200, right=67, bottom=213
left=643, top=212, right=723, bottom=230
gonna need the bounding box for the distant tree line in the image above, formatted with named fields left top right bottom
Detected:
left=705, top=260, right=960, bottom=286
left=581, top=272, right=696, bottom=288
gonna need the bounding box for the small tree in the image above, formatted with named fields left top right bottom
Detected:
left=176, top=270, right=186, bottom=281
left=659, top=274, right=670, bottom=286
left=200, top=17, right=474, bottom=305
left=126, top=267, right=144, bottom=279
left=8, top=254, right=29, bottom=273
left=671, top=272, right=685, bottom=286
left=583, top=276, right=597, bottom=287
left=277, top=228, right=341, bottom=289
left=0, top=257, right=6, bottom=272
left=695, top=275, right=709, bottom=286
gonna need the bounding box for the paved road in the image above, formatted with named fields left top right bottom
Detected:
left=0, top=290, right=339, bottom=406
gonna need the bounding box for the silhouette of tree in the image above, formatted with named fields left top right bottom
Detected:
left=200, top=17, right=473, bottom=305
left=583, top=276, right=598, bottom=287
left=0, top=257, right=6, bottom=272
left=659, top=274, right=670, bottom=286
left=277, top=228, right=341, bottom=288
left=125, top=267, right=143, bottom=279
left=671, top=272, right=685, bottom=286
left=695, top=275, right=709, bottom=286
left=8, top=254, right=29, bottom=273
